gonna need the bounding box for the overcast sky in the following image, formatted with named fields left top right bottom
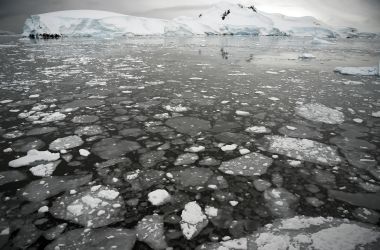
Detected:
left=0, top=0, right=379, bottom=33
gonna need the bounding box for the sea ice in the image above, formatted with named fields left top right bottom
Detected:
left=9, top=149, right=60, bottom=168
left=261, top=135, right=342, bottom=165
left=295, top=103, right=345, bottom=124
left=181, top=201, right=209, bottom=240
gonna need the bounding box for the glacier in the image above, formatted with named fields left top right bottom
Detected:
left=22, top=2, right=360, bottom=38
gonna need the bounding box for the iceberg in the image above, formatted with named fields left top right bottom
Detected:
left=22, top=2, right=358, bottom=38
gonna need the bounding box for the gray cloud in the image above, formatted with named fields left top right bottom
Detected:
left=0, top=0, right=379, bottom=33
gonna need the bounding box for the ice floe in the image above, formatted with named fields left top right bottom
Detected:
left=165, top=116, right=210, bottom=136
left=334, top=66, right=379, bottom=76
left=45, top=228, right=136, bottom=250
left=219, top=152, right=273, bottom=177
left=295, top=103, right=345, bottom=124
left=136, top=214, right=167, bottom=249
left=9, top=149, right=60, bottom=168
left=91, top=138, right=141, bottom=159
left=261, top=135, right=342, bottom=165
left=50, top=185, right=124, bottom=228
left=29, top=160, right=61, bottom=177
left=181, top=201, right=209, bottom=240
left=21, top=174, right=92, bottom=202
left=49, top=135, right=84, bottom=151
left=148, top=189, right=171, bottom=206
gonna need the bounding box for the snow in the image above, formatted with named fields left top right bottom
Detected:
left=9, top=149, right=60, bottom=168
left=334, top=66, right=379, bottom=76
left=148, top=189, right=171, bottom=206
left=22, top=2, right=353, bottom=37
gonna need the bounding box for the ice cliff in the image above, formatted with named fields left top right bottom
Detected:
left=22, top=2, right=370, bottom=38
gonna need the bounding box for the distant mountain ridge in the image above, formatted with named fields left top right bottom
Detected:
left=22, top=2, right=375, bottom=38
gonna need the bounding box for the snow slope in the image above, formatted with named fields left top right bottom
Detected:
left=22, top=2, right=364, bottom=37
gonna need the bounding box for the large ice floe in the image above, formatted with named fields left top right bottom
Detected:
left=218, top=152, right=273, bottom=176
left=8, top=149, right=60, bottom=168
left=50, top=185, right=124, bottom=228
left=21, top=2, right=363, bottom=37
left=45, top=228, right=136, bottom=250
left=295, top=103, right=345, bottom=124
left=334, top=66, right=379, bottom=76
left=260, top=135, right=342, bottom=165
left=197, top=216, right=380, bottom=250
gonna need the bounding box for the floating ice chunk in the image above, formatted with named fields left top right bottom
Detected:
left=353, top=118, right=363, bottom=123
left=264, top=188, right=299, bottom=217
left=343, top=80, right=364, bottom=85
left=236, top=110, right=250, bottom=116
left=21, top=174, right=92, bottom=202
left=174, top=153, right=199, bottom=165
left=180, top=201, right=208, bottom=240
left=245, top=126, right=271, bottom=134
left=97, top=189, right=119, bottom=200
left=288, top=160, right=302, bottom=167
left=261, top=135, right=342, bottom=165
left=205, top=206, right=218, bottom=218
left=39, top=112, right=66, bottom=123
left=50, top=185, right=124, bottom=228
left=9, top=149, right=60, bottom=168
left=136, top=214, right=167, bottom=249
left=164, top=105, right=189, bottom=112
left=29, top=160, right=61, bottom=177
left=219, top=152, right=273, bottom=177
left=221, top=144, right=238, bottom=151
left=2, top=130, right=24, bottom=139
left=295, top=103, right=344, bottom=124
left=185, top=145, right=205, bottom=153
left=239, top=148, right=250, bottom=155
left=268, top=97, right=280, bottom=101
left=299, top=53, right=316, bottom=59
left=250, top=216, right=380, bottom=250
left=165, top=116, right=210, bottom=136
left=49, top=135, right=84, bottom=151
left=148, top=189, right=171, bottom=206
left=0, top=170, right=27, bottom=186
left=334, top=66, right=378, bottom=76
left=199, top=216, right=380, bottom=250
left=38, top=206, right=49, bottom=213
left=372, top=111, right=380, bottom=117
left=0, top=99, right=13, bottom=104
left=45, top=227, right=136, bottom=250
left=79, top=149, right=90, bottom=157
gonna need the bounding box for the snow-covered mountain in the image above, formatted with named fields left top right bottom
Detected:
left=22, top=2, right=368, bottom=38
